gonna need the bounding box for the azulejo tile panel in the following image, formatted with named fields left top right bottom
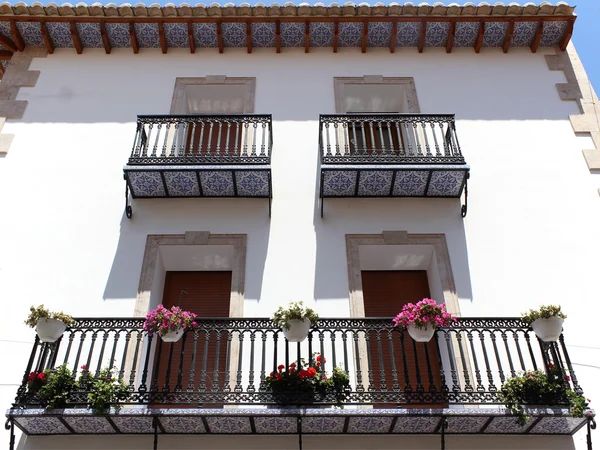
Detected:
left=484, top=416, right=532, bottom=434
left=161, top=416, right=206, bottom=434
left=483, top=22, right=508, bottom=48
left=1, top=60, right=9, bottom=70
left=135, top=23, right=160, bottom=48
left=393, top=170, right=429, bottom=196
left=17, top=22, right=44, bottom=46
left=164, top=23, right=188, bottom=48
left=446, top=416, right=489, bottom=433
left=280, top=22, right=304, bottom=48
left=111, top=416, right=155, bottom=434
left=64, top=416, right=114, bottom=434
left=347, top=416, right=394, bottom=433
left=127, top=171, right=166, bottom=197
left=199, top=171, right=235, bottom=196
left=302, top=416, right=345, bottom=433
left=357, top=170, right=393, bottom=196
left=0, top=21, right=11, bottom=39
left=254, top=416, right=297, bottom=433
left=427, top=170, right=465, bottom=197
left=322, top=170, right=357, bottom=196
left=106, top=23, right=131, bottom=48
left=222, top=22, right=246, bottom=48
left=252, top=22, right=276, bottom=48
left=541, top=21, right=567, bottom=47
left=15, top=417, right=70, bottom=435
left=454, top=22, right=478, bottom=48
left=76, top=23, right=102, bottom=48
left=194, top=23, right=218, bottom=48
left=397, top=22, right=421, bottom=47
left=367, top=22, right=392, bottom=48
left=235, top=171, right=270, bottom=197
left=310, top=22, right=334, bottom=48
left=511, top=21, right=537, bottom=47
left=394, top=416, right=440, bottom=433
left=163, top=171, right=201, bottom=196
left=338, top=22, right=362, bottom=48
left=529, top=416, right=586, bottom=434
left=206, top=416, right=252, bottom=433
left=425, top=22, right=449, bottom=47
left=47, top=22, right=74, bottom=48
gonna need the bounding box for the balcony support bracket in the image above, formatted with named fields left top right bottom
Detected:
left=124, top=175, right=132, bottom=219
left=297, top=416, right=303, bottom=450
left=5, top=418, right=15, bottom=450
left=588, top=416, right=597, bottom=450
left=440, top=417, right=448, bottom=450
left=461, top=173, right=469, bottom=218
left=153, top=417, right=159, bottom=450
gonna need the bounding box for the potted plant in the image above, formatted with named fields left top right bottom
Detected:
left=272, top=301, right=319, bottom=342
left=521, top=304, right=566, bottom=342
left=78, top=365, right=130, bottom=414
left=392, top=298, right=456, bottom=342
left=500, top=362, right=589, bottom=425
left=143, top=304, right=198, bottom=342
left=25, top=305, right=75, bottom=343
left=28, top=364, right=76, bottom=409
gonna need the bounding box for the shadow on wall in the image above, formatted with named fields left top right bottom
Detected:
left=102, top=198, right=271, bottom=307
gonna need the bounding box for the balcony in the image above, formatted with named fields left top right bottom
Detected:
left=123, top=115, right=273, bottom=218
left=6, top=317, right=592, bottom=442
left=319, top=114, right=469, bottom=216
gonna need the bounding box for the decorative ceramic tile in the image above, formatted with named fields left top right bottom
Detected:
left=541, top=21, right=567, bottom=47
left=76, top=23, right=102, bottom=48
left=15, top=417, right=70, bottom=435
left=127, top=171, right=166, bottom=197
left=16, top=22, right=44, bottom=46
left=194, top=23, right=218, bottom=48
left=484, top=416, right=533, bottom=434
left=310, top=22, right=334, bottom=47
left=338, top=22, right=362, bottom=48
left=446, top=416, right=489, bottom=433
left=254, top=416, right=297, bottom=433
left=426, top=170, right=465, bottom=197
left=0, top=21, right=11, bottom=40
left=135, top=23, right=160, bottom=48
left=199, top=171, right=235, bottom=196
left=111, top=416, right=155, bottom=434
left=425, top=22, right=449, bottom=47
left=302, top=416, right=345, bottom=433
left=529, top=416, right=585, bottom=434
left=393, top=170, right=429, bottom=196
left=64, top=416, right=114, bottom=434
left=235, top=171, right=270, bottom=197
left=394, top=416, right=439, bottom=433
left=1, top=60, right=9, bottom=71
left=347, top=416, right=393, bottom=433
left=397, top=22, right=421, bottom=47
left=483, top=22, right=508, bottom=47
left=222, top=22, right=246, bottom=48
left=357, top=170, right=393, bottom=196
left=164, top=23, right=188, bottom=48
left=46, top=22, right=74, bottom=48
left=511, top=21, right=537, bottom=47
left=367, top=22, right=392, bottom=48
left=322, top=170, right=357, bottom=196
left=163, top=171, right=201, bottom=196
left=252, top=22, right=276, bottom=48
left=161, top=416, right=206, bottom=433
left=206, top=416, right=252, bottom=433
left=280, top=22, right=304, bottom=48
left=106, top=23, right=131, bottom=48
left=454, top=22, right=478, bottom=48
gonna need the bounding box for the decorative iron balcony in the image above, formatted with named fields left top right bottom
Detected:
left=123, top=115, right=273, bottom=218
left=318, top=114, right=470, bottom=216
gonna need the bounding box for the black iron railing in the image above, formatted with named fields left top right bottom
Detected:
left=128, top=115, right=272, bottom=165
left=14, top=317, right=581, bottom=408
left=319, top=114, right=465, bottom=165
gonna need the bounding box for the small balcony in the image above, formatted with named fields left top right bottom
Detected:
left=318, top=114, right=469, bottom=216
left=6, top=317, right=592, bottom=440
left=123, top=115, right=272, bottom=217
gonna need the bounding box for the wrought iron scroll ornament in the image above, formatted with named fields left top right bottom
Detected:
left=461, top=172, right=469, bottom=218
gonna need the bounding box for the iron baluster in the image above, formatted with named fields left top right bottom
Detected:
left=216, top=121, right=223, bottom=155
left=413, top=121, right=422, bottom=156
left=334, top=122, right=340, bottom=156
left=455, top=330, right=473, bottom=393
left=151, top=123, right=161, bottom=157
left=161, top=123, right=169, bottom=157
left=559, top=334, right=582, bottom=393
left=251, top=122, right=258, bottom=156
left=213, top=330, right=222, bottom=392
left=422, top=339, right=435, bottom=395
left=365, top=330, right=375, bottom=392
left=411, top=339, right=424, bottom=397
left=129, top=331, right=143, bottom=390
left=108, top=330, right=120, bottom=373
left=524, top=331, right=538, bottom=371
left=353, top=330, right=364, bottom=392
left=96, top=330, right=109, bottom=375
left=207, top=122, right=214, bottom=156
left=395, top=122, right=403, bottom=155
left=325, top=122, right=331, bottom=156
left=243, top=122, right=249, bottom=156
left=235, top=331, right=244, bottom=392
left=378, top=121, right=386, bottom=154
left=199, top=330, right=209, bottom=393
left=490, top=330, right=506, bottom=384
left=151, top=340, right=163, bottom=395
left=466, top=329, right=484, bottom=393
left=259, top=330, right=267, bottom=391
left=260, top=121, right=266, bottom=156
left=421, top=121, right=431, bottom=156
left=248, top=331, right=256, bottom=392
left=234, top=121, right=240, bottom=156
left=163, top=341, right=176, bottom=393
left=360, top=121, right=368, bottom=155
left=198, top=122, right=205, bottom=156
left=139, top=333, right=153, bottom=395
left=387, top=330, right=400, bottom=393
left=223, top=330, right=233, bottom=393
left=386, top=120, right=394, bottom=154
left=368, top=121, right=376, bottom=155
left=343, top=121, right=349, bottom=155
left=431, top=121, right=441, bottom=156
left=62, top=331, right=75, bottom=365
left=376, top=330, right=387, bottom=391
left=187, top=329, right=198, bottom=393
left=351, top=120, right=358, bottom=157
left=512, top=330, right=527, bottom=372
left=400, top=330, right=411, bottom=394
left=444, top=329, right=459, bottom=394
left=174, top=332, right=187, bottom=392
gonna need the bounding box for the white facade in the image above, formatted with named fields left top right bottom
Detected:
left=0, top=44, right=598, bottom=449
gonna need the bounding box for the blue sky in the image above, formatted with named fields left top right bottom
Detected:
left=570, top=0, right=600, bottom=92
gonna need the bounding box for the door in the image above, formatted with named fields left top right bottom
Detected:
left=151, top=271, right=232, bottom=407
left=361, top=270, right=445, bottom=408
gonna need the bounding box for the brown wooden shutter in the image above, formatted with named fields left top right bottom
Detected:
left=361, top=270, right=445, bottom=408
left=153, top=271, right=232, bottom=407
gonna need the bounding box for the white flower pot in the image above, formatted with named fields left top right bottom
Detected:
left=531, top=317, right=564, bottom=342
left=283, top=319, right=312, bottom=343
left=407, top=324, right=436, bottom=342
left=36, top=318, right=67, bottom=343
left=161, top=328, right=184, bottom=343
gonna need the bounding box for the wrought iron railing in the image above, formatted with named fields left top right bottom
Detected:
left=128, top=115, right=272, bottom=165
left=14, top=317, right=581, bottom=408
left=319, top=114, right=465, bottom=164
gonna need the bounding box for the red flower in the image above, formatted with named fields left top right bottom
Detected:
left=275, top=373, right=281, bottom=381
left=316, top=355, right=326, bottom=363
left=298, top=370, right=308, bottom=380
left=278, top=364, right=285, bottom=372
left=37, top=373, right=46, bottom=380
left=565, top=375, right=571, bottom=381
left=307, top=367, right=317, bottom=377
left=548, top=362, right=554, bottom=370
left=270, top=371, right=275, bottom=377
left=81, top=365, right=87, bottom=371
left=27, top=372, right=36, bottom=383
left=322, top=376, right=327, bottom=381
left=290, top=363, right=296, bottom=368
left=289, top=367, right=296, bottom=374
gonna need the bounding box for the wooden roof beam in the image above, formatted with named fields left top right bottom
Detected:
left=246, top=21, right=252, bottom=54
left=100, top=20, right=111, bottom=54
left=70, top=21, right=83, bottom=54
left=217, top=21, right=223, bottom=54
left=129, top=22, right=139, bottom=54
left=446, top=20, right=455, bottom=53
left=40, top=21, right=54, bottom=54
left=275, top=20, right=280, bottom=53
left=0, top=50, right=13, bottom=60
left=389, top=20, right=397, bottom=54
left=0, top=33, right=17, bottom=53
left=418, top=19, right=425, bottom=53
left=559, top=18, right=574, bottom=51
left=361, top=21, right=368, bottom=53
left=474, top=21, right=484, bottom=53
left=502, top=20, right=514, bottom=53
left=188, top=21, right=195, bottom=54
left=304, top=21, right=309, bottom=53
left=10, top=20, right=25, bottom=52
left=333, top=21, right=338, bottom=53
left=158, top=22, right=167, bottom=54
left=530, top=19, right=543, bottom=53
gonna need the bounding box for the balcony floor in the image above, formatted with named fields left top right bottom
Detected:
left=6, top=407, right=591, bottom=436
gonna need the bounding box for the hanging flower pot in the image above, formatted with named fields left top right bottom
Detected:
left=272, top=301, right=319, bottom=343
left=161, top=328, right=185, bottom=343
left=407, top=324, right=436, bottom=342
left=25, top=305, right=75, bottom=343
left=283, top=319, right=312, bottom=343
left=143, top=305, right=197, bottom=342
left=521, top=305, right=566, bottom=342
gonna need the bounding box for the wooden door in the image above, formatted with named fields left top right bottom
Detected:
left=361, top=270, right=445, bottom=408
left=152, top=271, right=232, bottom=407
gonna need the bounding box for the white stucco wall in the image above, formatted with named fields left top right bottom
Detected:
left=0, top=46, right=598, bottom=449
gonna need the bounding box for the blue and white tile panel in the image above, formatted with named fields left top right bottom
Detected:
left=0, top=20, right=570, bottom=51
left=321, top=166, right=468, bottom=198
left=9, top=407, right=591, bottom=436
